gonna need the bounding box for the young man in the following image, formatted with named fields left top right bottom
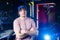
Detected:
left=13, top=5, right=37, bottom=40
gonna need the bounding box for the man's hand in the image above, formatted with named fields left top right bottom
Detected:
left=19, top=30, right=28, bottom=38
left=19, top=33, right=26, bottom=38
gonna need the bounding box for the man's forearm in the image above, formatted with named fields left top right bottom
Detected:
left=27, top=30, right=36, bottom=36
left=16, top=32, right=27, bottom=38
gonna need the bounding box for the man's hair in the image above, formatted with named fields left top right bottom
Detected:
left=18, top=5, right=27, bottom=11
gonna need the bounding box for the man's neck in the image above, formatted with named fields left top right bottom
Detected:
left=20, top=16, right=27, bottom=20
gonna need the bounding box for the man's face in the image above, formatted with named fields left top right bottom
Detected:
left=18, top=8, right=27, bottom=17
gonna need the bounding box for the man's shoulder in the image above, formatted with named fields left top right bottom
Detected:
left=13, top=17, right=20, bottom=22
left=27, top=17, right=34, bottom=21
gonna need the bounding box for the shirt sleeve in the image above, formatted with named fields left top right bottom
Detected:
left=13, top=19, right=21, bottom=36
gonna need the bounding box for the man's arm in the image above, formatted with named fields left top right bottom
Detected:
left=13, top=20, right=21, bottom=36
left=13, top=19, right=27, bottom=38
left=27, top=19, right=37, bottom=36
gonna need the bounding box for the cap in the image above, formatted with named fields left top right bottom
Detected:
left=18, top=5, right=27, bottom=11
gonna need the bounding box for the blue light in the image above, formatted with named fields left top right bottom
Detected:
left=44, top=34, right=51, bottom=40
